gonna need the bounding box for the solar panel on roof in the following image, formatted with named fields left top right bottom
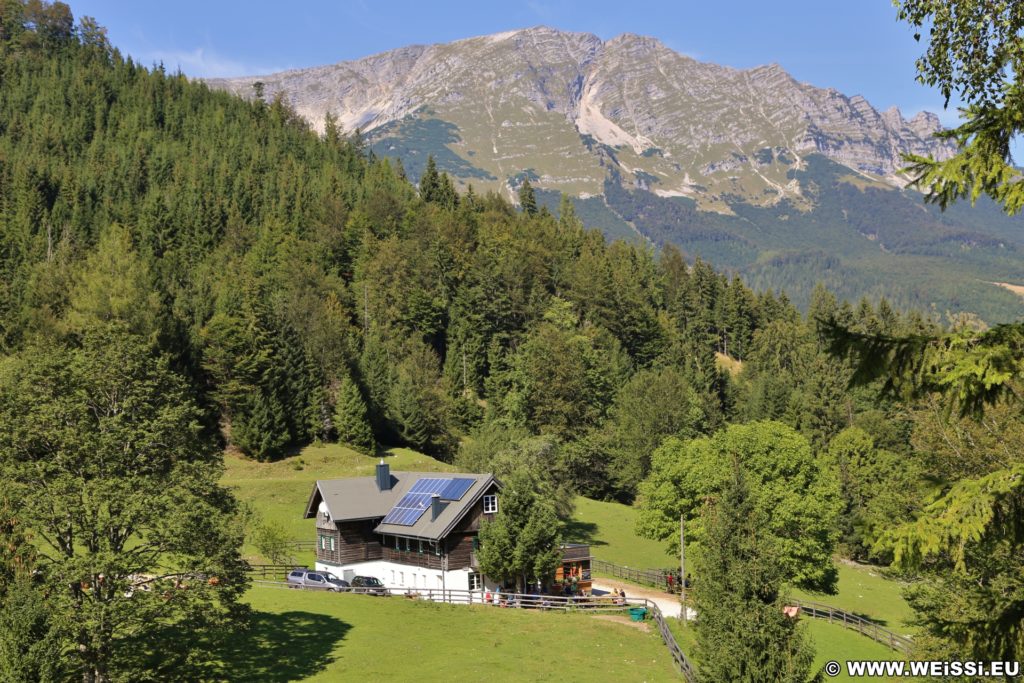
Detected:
left=380, top=492, right=433, bottom=526
left=440, top=478, right=475, bottom=501
left=409, top=478, right=450, bottom=495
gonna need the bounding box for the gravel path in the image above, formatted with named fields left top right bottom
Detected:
left=592, top=579, right=690, bottom=619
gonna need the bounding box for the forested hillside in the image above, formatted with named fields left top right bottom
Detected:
left=0, top=1, right=938, bottom=476
left=1, top=3, right=1021, bottom=679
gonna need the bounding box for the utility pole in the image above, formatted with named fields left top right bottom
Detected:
left=680, top=513, right=687, bottom=623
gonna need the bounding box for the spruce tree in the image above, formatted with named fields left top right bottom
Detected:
left=693, top=464, right=818, bottom=682
left=419, top=155, right=440, bottom=203
left=518, top=177, right=537, bottom=215
left=333, top=373, right=375, bottom=454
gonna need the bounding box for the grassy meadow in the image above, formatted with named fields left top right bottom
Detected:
left=222, top=585, right=680, bottom=682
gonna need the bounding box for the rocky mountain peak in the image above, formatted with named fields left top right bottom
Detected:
left=206, top=27, right=956, bottom=206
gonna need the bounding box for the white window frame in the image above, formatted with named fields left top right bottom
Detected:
left=329, top=536, right=335, bottom=551
left=483, top=494, right=498, bottom=514
left=469, top=572, right=482, bottom=590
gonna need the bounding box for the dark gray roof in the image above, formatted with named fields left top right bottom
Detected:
left=305, top=471, right=498, bottom=541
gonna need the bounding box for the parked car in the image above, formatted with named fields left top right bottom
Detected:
left=286, top=568, right=349, bottom=591
left=349, top=575, right=389, bottom=596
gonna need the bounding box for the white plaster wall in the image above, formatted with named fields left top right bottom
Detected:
left=314, top=559, right=489, bottom=594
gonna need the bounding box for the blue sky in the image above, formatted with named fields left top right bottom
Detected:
left=70, top=0, right=961, bottom=127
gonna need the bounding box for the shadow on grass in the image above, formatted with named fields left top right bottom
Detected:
left=561, top=518, right=607, bottom=547
left=219, top=610, right=349, bottom=682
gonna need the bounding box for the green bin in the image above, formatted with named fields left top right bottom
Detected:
left=628, top=607, right=647, bottom=622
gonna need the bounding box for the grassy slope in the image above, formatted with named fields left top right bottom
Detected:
left=566, top=497, right=674, bottom=569
left=228, top=585, right=679, bottom=682
left=791, top=562, right=916, bottom=633
left=667, top=617, right=912, bottom=682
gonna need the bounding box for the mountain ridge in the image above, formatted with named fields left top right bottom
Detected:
left=206, top=26, right=954, bottom=208
left=205, top=27, right=1024, bottom=323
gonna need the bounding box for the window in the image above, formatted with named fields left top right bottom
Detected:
left=434, top=541, right=442, bottom=557
left=329, top=536, right=335, bottom=552
left=418, top=539, right=424, bottom=554
left=319, top=535, right=326, bottom=550
left=394, top=536, right=400, bottom=550
left=399, top=572, right=405, bottom=586
left=391, top=570, right=396, bottom=584
left=469, top=572, right=482, bottom=590
left=483, top=495, right=498, bottom=514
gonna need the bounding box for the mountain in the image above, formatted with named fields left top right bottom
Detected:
left=207, top=27, right=1024, bottom=322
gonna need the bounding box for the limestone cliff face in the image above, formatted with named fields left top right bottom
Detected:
left=206, top=27, right=954, bottom=205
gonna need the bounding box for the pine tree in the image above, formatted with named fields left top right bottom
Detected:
left=233, top=390, right=290, bottom=461
left=693, top=464, right=817, bottom=682
left=333, top=373, right=375, bottom=453
left=437, top=172, right=459, bottom=210
left=419, top=155, right=440, bottom=203
left=518, top=177, right=537, bottom=215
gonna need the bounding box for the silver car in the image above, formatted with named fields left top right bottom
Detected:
left=286, top=568, right=349, bottom=591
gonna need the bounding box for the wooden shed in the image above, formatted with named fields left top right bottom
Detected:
left=551, top=543, right=592, bottom=596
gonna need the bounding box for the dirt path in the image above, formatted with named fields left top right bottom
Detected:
left=592, top=579, right=687, bottom=618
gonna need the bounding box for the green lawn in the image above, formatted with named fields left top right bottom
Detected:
left=222, top=443, right=454, bottom=563
left=565, top=497, right=675, bottom=569
left=223, top=585, right=680, bottom=682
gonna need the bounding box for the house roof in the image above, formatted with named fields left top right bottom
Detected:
left=305, top=471, right=499, bottom=541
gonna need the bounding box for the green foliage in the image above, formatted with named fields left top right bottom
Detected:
left=456, top=423, right=574, bottom=515
left=895, top=1, right=1024, bottom=214
left=0, top=324, right=249, bottom=681
left=517, top=177, right=538, bottom=215
left=476, top=469, right=562, bottom=592
left=826, top=427, right=921, bottom=561
left=332, top=372, right=375, bottom=453
left=0, top=575, right=63, bottom=683
left=692, top=466, right=819, bottom=683
left=826, top=320, right=1024, bottom=418
left=636, top=422, right=841, bottom=592
left=597, top=366, right=705, bottom=499
left=249, top=518, right=293, bottom=566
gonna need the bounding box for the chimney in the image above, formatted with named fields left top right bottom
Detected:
left=376, top=460, right=391, bottom=491
left=431, top=494, right=442, bottom=521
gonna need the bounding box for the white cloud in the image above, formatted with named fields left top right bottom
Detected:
left=145, top=47, right=281, bottom=79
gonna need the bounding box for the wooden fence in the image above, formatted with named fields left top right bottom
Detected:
left=789, top=599, right=913, bottom=654
left=251, top=579, right=698, bottom=681
left=592, top=558, right=673, bottom=590
left=248, top=564, right=296, bottom=580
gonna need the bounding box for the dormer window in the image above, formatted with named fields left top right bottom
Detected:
left=483, top=494, right=498, bottom=514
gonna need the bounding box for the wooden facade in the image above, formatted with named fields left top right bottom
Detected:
left=551, top=544, right=593, bottom=596
left=314, top=482, right=500, bottom=571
